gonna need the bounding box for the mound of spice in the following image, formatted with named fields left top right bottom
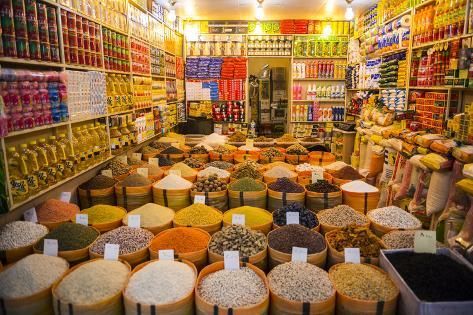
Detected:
left=238, top=145, right=260, bottom=152
left=79, top=175, right=117, bottom=190
left=35, top=222, right=99, bottom=252
left=154, top=174, right=193, bottom=190
left=223, top=206, right=272, bottom=228
left=190, top=146, right=209, bottom=154
left=54, top=260, right=129, bottom=305
left=149, top=227, right=210, bottom=254
left=273, top=203, right=319, bottom=229
left=261, top=148, right=284, bottom=159
left=158, top=157, right=175, bottom=167
left=329, top=263, right=398, bottom=301
left=0, top=254, right=69, bottom=299
left=326, top=225, right=383, bottom=258
left=198, top=267, right=267, bottom=308
left=160, top=146, right=184, bottom=155
left=228, top=177, right=265, bottom=192
left=276, top=134, right=297, bottom=143
left=174, top=204, right=223, bottom=226
left=255, top=136, right=273, bottom=143
left=0, top=221, right=48, bottom=250
left=264, top=161, right=295, bottom=171
left=228, top=131, right=247, bottom=142
left=268, top=225, right=325, bottom=254
left=209, top=225, right=266, bottom=257
left=305, top=180, right=340, bottom=193
left=231, top=162, right=263, bottom=180
left=125, top=260, right=196, bottom=305
left=150, top=141, right=171, bottom=150
left=212, top=145, right=232, bottom=154
left=192, top=174, right=227, bottom=192
left=140, top=145, right=159, bottom=154
left=332, top=165, right=363, bottom=180
left=268, top=177, right=304, bottom=193
left=205, top=161, right=233, bottom=170
left=295, top=163, right=319, bottom=172
left=123, top=203, right=175, bottom=228
left=121, top=174, right=152, bottom=187
left=368, top=206, right=422, bottom=229
left=385, top=252, right=473, bottom=301
left=79, top=205, right=126, bottom=224
left=198, top=167, right=230, bottom=179
left=264, top=166, right=297, bottom=178
left=169, top=163, right=198, bottom=177
left=268, top=262, right=333, bottom=303
left=183, top=157, right=205, bottom=169
left=36, top=199, right=79, bottom=223
left=317, top=205, right=369, bottom=228
left=106, top=160, right=131, bottom=177
left=286, top=144, right=308, bottom=155
left=137, top=163, right=164, bottom=177
left=128, top=157, right=145, bottom=166
left=382, top=230, right=442, bottom=249
left=90, top=226, right=154, bottom=255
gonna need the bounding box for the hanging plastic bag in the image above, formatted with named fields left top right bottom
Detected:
left=426, top=171, right=452, bottom=215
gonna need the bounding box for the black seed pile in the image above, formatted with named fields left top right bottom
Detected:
left=268, top=225, right=325, bottom=254
left=273, top=203, right=319, bottom=229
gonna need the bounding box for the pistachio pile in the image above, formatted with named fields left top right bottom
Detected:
left=189, top=146, right=209, bottom=154
left=286, top=144, right=308, bottom=155
left=106, top=160, right=131, bottom=177
left=228, top=131, right=247, bottom=142
left=209, top=225, right=266, bottom=257
left=261, top=148, right=284, bottom=159
left=192, top=174, right=227, bottom=192
left=183, top=157, right=205, bottom=168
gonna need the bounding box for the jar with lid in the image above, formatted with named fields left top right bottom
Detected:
left=127, top=122, right=137, bottom=146
left=120, top=123, right=131, bottom=149
left=110, top=126, right=122, bottom=155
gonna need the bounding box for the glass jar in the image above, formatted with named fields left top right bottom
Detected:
left=110, top=126, right=122, bottom=155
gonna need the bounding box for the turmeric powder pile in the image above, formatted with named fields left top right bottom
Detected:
left=149, top=227, right=210, bottom=253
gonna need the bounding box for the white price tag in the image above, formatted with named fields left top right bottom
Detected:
left=159, top=249, right=175, bottom=261
left=286, top=212, right=300, bottom=225
left=104, top=244, right=120, bottom=260
left=232, top=214, right=245, bottom=225
left=137, top=168, right=148, bottom=178
left=194, top=195, right=206, bottom=204
left=127, top=215, right=141, bottom=228
left=149, top=158, right=159, bottom=165
left=101, top=169, right=113, bottom=178
left=137, top=134, right=143, bottom=143
left=132, top=153, right=142, bottom=161
left=169, top=169, right=182, bottom=176
left=291, top=247, right=308, bottom=262
left=224, top=251, right=240, bottom=270
left=344, top=248, right=361, bottom=264
left=414, top=231, right=436, bottom=254
left=117, top=155, right=127, bottom=164
left=60, top=192, right=71, bottom=202
left=23, top=208, right=38, bottom=223
left=44, top=239, right=58, bottom=257
left=311, top=167, right=324, bottom=183
left=76, top=214, right=88, bottom=226
left=171, top=142, right=180, bottom=148
left=246, top=139, right=254, bottom=148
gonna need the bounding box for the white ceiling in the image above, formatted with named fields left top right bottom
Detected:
left=170, top=0, right=377, bottom=21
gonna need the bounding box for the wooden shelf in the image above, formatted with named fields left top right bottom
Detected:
left=0, top=57, right=65, bottom=68
left=4, top=121, right=70, bottom=138
left=293, top=78, right=345, bottom=81
left=382, top=9, right=412, bottom=26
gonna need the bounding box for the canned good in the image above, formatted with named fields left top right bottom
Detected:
left=83, top=35, right=90, bottom=50
left=12, top=1, right=28, bottom=38
left=69, top=47, right=78, bottom=63
left=62, top=27, right=68, bottom=46
left=50, top=45, right=59, bottom=62
left=84, top=50, right=90, bottom=65
left=0, top=1, right=15, bottom=35
left=67, top=11, right=75, bottom=31
left=15, top=37, right=29, bottom=58
left=40, top=42, right=51, bottom=60
left=29, top=40, right=40, bottom=59
left=48, top=26, right=58, bottom=45
left=77, top=48, right=84, bottom=64
left=77, top=32, right=83, bottom=48
left=2, top=34, right=17, bottom=57
left=68, top=30, right=77, bottom=47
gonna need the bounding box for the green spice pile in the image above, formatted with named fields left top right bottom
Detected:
left=261, top=148, right=284, bottom=159
left=183, top=157, right=205, bottom=168
left=79, top=175, right=117, bottom=190
left=190, top=146, right=209, bottom=154
left=121, top=174, right=152, bottom=187
left=326, top=225, right=383, bottom=258
left=0, top=221, right=48, bottom=250
left=317, top=205, right=368, bottom=227
left=268, top=177, right=304, bottom=193
left=228, top=131, right=247, bottom=142
left=205, top=161, right=233, bottom=170
left=286, top=144, right=308, bottom=155
left=329, top=263, right=398, bottom=301
left=232, top=162, right=263, bottom=180
left=80, top=205, right=126, bottom=224
left=268, top=262, right=333, bottom=303
left=0, top=254, right=69, bottom=299
left=209, top=225, right=266, bottom=257
left=106, top=160, right=131, bottom=177
left=306, top=180, right=340, bottom=193
left=229, top=177, right=265, bottom=192
left=150, top=141, right=171, bottom=150
left=35, top=222, right=99, bottom=251
left=140, top=145, right=159, bottom=154
left=90, top=226, right=154, bottom=255
left=192, top=174, right=227, bottom=192
left=268, top=225, right=325, bottom=254
left=160, top=146, right=184, bottom=154
left=174, top=204, right=223, bottom=226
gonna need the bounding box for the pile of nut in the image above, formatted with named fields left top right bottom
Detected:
left=183, top=157, right=205, bottom=168
left=106, top=160, right=131, bottom=176
left=286, top=144, right=308, bottom=155
left=192, top=174, right=227, bottom=192
left=189, top=146, right=209, bottom=154
left=209, top=225, right=266, bottom=257
left=261, top=147, right=284, bottom=159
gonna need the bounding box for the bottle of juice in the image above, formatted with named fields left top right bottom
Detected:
left=72, top=127, right=87, bottom=171
left=19, top=143, right=40, bottom=194
left=48, top=136, right=66, bottom=179
left=39, top=138, right=62, bottom=181
left=7, top=147, right=30, bottom=202
left=58, top=133, right=76, bottom=175
left=29, top=140, right=54, bottom=186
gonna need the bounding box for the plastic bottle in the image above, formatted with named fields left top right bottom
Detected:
left=79, top=127, right=94, bottom=166
left=87, top=123, right=101, bottom=161
left=39, top=137, right=61, bottom=181
left=58, top=133, right=76, bottom=175
left=29, top=140, right=53, bottom=186
left=48, top=136, right=66, bottom=179
left=72, top=127, right=87, bottom=170
left=19, top=143, right=40, bottom=194
left=7, top=147, right=29, bottom=202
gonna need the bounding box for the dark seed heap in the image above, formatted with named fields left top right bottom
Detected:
left=268, top=225, right=325, bottom=254
left=192, top=174, right=227, bottom=192
left=268, top=177, right=304, bottom=193
left=79, top=175, right=117, bottom=190
left=160, top=146, right=184, bottom=154
left=183, top=157, right=205, bottom=168
left=190, top=146, right=209, bottom=154
left=35, top=222, right=99, bottom=251
left=158, top=157, right=175, bottom=166
left=273, top=203, right=318, bottom=229
left=305, top=180, right=340, bottom=193
left=386, top=252, right=473, bottom=302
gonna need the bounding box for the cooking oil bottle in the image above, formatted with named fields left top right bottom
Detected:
left=39, top=137, right=62, bottom=182
left=19, top=143, right=40, bottom=194
left=72, top=127, right=87, bottom=171
left=80, top=126, right=94, bottom=166
left=87, top=123, right=101, bottom=161
left=29, top=140, right=54, bottom=186
left=48, top=136, right=65, bottom=179
left=58, top=133, right=76, bottom=175
left=7, top=147, right=29, bottom=203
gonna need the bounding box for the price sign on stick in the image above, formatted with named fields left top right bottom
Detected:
left=291, top=247, right=308, bottom=262
left=24, top=208, right=38, bottom=222
left=344, top=248, right=361, bottom=264
left=286, top=212, right=300, bottom=224
left=76, top=214, right=88, bottom=226
left=246, top=139, right=254, bottom=148
left=232, top=214, right=245, bottom=225
left=137, top=168, right=148, bottom=178
left=194, top=195, right=206, bottom=204
left=414, top=231, right=436, bottom=254
left=159, top=250, right=175, bottom=261
left=149, top=158, right=159, bottom=165
left=44, top=239, right=58, bottom=257
left=132, top=153, right=142, bottom=161
left=60, top=192, right=71, bottom=202
left=101, top=169, right=113, bottom=178
left=117, top=156, right=127, bottom=164
left=224, top=251, right=240, bottom=270
left=127, top=215, right=141, bottom=228
left=311, top=167, right=324, bottom=183
left=104, top=244, right=119, bottom=260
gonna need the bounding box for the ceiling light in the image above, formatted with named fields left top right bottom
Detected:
left=168, top=0, right=177, bottom=22
left=256, top=0, right=264, bottom=21
left=345, top=0, right=354, bottom=21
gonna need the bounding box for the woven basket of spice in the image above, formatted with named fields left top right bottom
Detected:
left=122, top=203, right=174, bottom=235
left=78, top=175, right=117, bottom=209
left=76, top=205, right=127, bottom=233
left=36, top=199, right=80, bottom=230
left=158, top=146, right=185, bottom=163
left=115, top=174, right=153, bottom=211
left=367, top=206, right=423, bottom=237
left=259, top=147, right=286, bottom=164
left=317, top=205, right=370, bottom=235
left=297, top=171, right=333, bottom=186
left=190, top=174, right=228, bottom=212
left=227, top=178, right=267, bottom=209
left=209, top=150, right=234, bottom=163
left=308, top=151, right=336, bottom=167
left=263, top=166, right=298, bottom=184
left=153, top=175, right=193, bottom=211
left=173, top=204, right=223, bottom=235
left=149, top=227, right=211, bottom=271
left=305, top=180, right=342, bottom=213
left=222, top=206, right=273, bottom=235
left=267, top=178, right=306, bottom=212
left=234, top=152, right=260, bottom=163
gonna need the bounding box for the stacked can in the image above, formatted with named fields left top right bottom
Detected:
left=37, top=2, right=50, bottom=61
left=1, top=0, right=16, bottom=57
left=103, top=28, right=130, bottom=72
left=25, top=0, right=40, bottom=59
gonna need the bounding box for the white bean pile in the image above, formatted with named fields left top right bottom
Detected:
left=368, top=206, right=421, bottom=229
left=0, top=221, right=48, bottom=250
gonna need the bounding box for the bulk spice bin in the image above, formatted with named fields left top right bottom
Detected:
left=152, top=174, right=193, bottom=211
left=227, top=178, right=267, bottom=209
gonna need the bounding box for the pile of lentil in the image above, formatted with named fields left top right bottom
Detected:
left=385, top=252, right=473, bottom=301
left=0, top=221, right=48, bottom=250
left=121, top=174, right=152, bottom=187
left=326, top=225, right=383, bottom=258
left=183, top=157, right=205, bottom=169
left=106, top=160, right=131, bottom=177
left=223, top=206, right=272, bottom=227
left=169, top=162, right=198, bottom=177
left=261, top=147, right=284, bottom=159
left=286, top=144, right=308, bottom=155
left=209, top=225, right=266, bottom=257
left=368, top=206, right=422, bottom=229
left=192, top=174, right=227, bottom=192
left=268, top=262, right=333, bottom=303
left=54, top=260, right=129, bottom=305
left=332, top=165, right=363, bottom=180
left=190, top=146, right=209, bottom=154
left=231, top=162, right=263, bottom=180
left=329, top=263, right=398, bottom=301
left=198, top=167, right=230, bottom=179
left=0, top=254, right=69, bottom=299
left=149, top=227, right=210, bottom=254
left=158, top=157, right=175, bottom=167
left=36, top=199, right=79, bottom=223
left=205, top=161, right=233, bottom=170
left=90, top=226, right=154, bottom=255
left=123, top=203, right=175, bottom=228
left=317, top=205, right=369, bottom=228
left=273, top=203, right=318, bottom=229
left=198, top=267, right=267, bottom=308
left=268, top=177, right=304, bottom=193
left=154, top=174, right=193, bottom=190
left=174, top=204, right=223, bottom=226
left=160, top=146, right=184, bottom=154
left=306, top=180, right=340, bottom=193
left=228, top=177, right=265, bottom=192
left=264, top=166, right=297, bottom=178
left=268, top=225, right=325, bottom=254
left=35, top=222, right=99, bottom=251
left=79, top=175, right=117, bottom=190
left=125, top=260, right=196, bottom=305
left=228, top=131, right=246, bottom=142
left=79, top=205, right=126, bottom=224
left=382, top=230, right=432, bottom=249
